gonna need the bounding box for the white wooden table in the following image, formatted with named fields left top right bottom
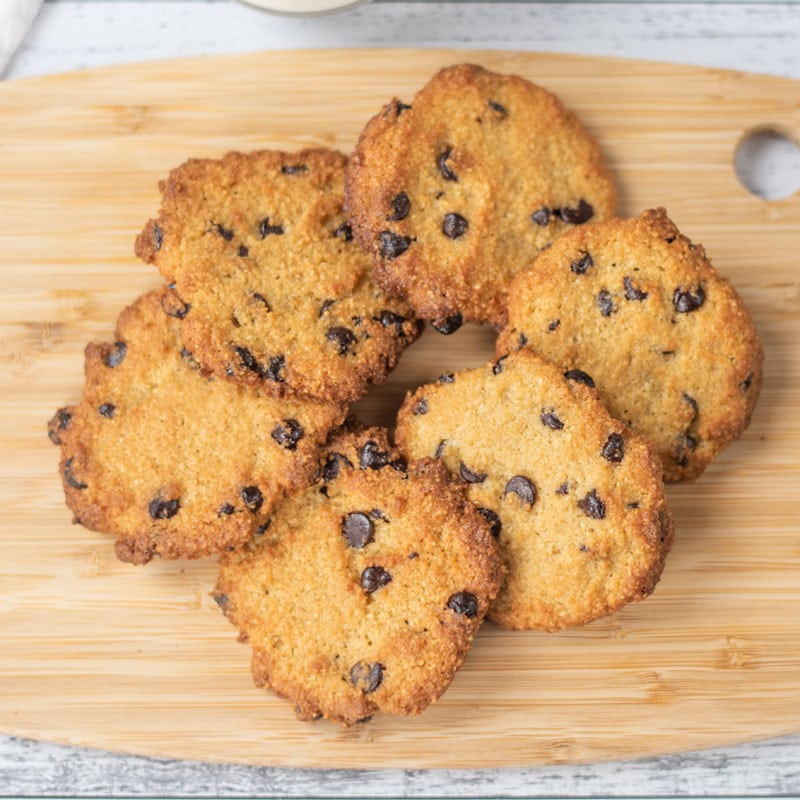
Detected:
left=2, top=1, right=800, bottom=795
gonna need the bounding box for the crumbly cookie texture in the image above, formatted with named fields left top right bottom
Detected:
left=395, top=349, right=674, bottom=632
left=47, top=290, right=346, bottom=565
left=497, top=207, right=764, bottom=482
left=345, top=63, right=616, bottom=330
left=213, top=426, right=505, bottom=726
left=135, top=148, right=421, bottom=404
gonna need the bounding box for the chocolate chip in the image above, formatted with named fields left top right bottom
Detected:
left=504, top=475, right=536, bottom=506
left=281, top=164, right=307, bottom=175
left=442, top=213, right=468, bottom=239
left=370, top=508, right=387, bottom=520
left=342, top=512, right=374, bottom=549
left=438, top=372, right=455, bottom=383
left=218, top=503, right=235, bottom=517
left=241, top=485, right=263, bottom=513
left=212, top=593, right=229, bottom=610
left=255, top=520, right=271, bottom=535
left=349, top=661, right=384, bottom=693
left=271, top=419, right=303, bottom=450
left=547, top=319, right=561, bottom=332
left=447, top=591, right=478, bottom=618
left=333, top=222, right=353, bottom=241
left=459, top=462, right=487, bottom=484
left=396, top=101, right=412, bottom=115
left=361, top=566, right=392, bottom=593
left=252, top=292, right=271, bottom=311
left=149, top=496, right=180, bottom=520
left=63, top=456, right=87, bottom=490
left=98, top=403, right=115, bottom=418
left=322, top=452, right=353, bottom=481
left=601, top=432, right=625, bottom=463
left=266, top=354, right=286, bottom=383
left=153, top=223, right=163, bottom=251
left=378, top=309, right=408, bottom=334
left=556, top=482, right=569, bottom=495
left=564, top=369, right=595, bottom=388
left=388, top=192, right=410, bottom=221
left=238, top=245, right=249, bottom=257
left=379, top=230, right=411, bottom=259
left=531, top=207, right=551, bottom=226
left=48, top=407, right=72, bottom=445
left=234, top=345, right=264, bottom=377
left=215, top=223, right=234, bottom=241
left=359, top=440, right=391, bottom=470
left=437, top=147, right=458, bottom=181
left=518, top=333, right=529, bottom=347
left=683, top=393, right=699, bottom=415
left=578, top=489, right=605, bottom=519
left=259, top=216, right=284, bottom=238
left=326, top=326, right=357, bottom=355
left=477, top=507, right=502, bottom=538
left=558, top=200, right=594, bottom=225
left=488, top=100, right=508, bottom=117
left=492, top=356, right=507, bottom=375
left=434, top=439, right=447, bottom=459
left=161, top=290, right=191, bottom=319
left=626, top=501, right=640, bottom=509
left=673, top=285, right=706, bottom=313
left=740, top=373, right=753, bottom=392
left=570, top=252, right=593, bottom=275
left=431, top=313, right=463, bottom=335
left=180, top=347, right=201, bottom=370
left=624, top=276, right=648, bottom=301
left=413, top=398, right=428, bottom=415
left=597, top=290, right=616, bottom=317
left=541, top=409, right=564, bottom=430
left=104, top=341, right=127, bottom=368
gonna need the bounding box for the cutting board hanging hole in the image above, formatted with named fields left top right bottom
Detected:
left=734, top=127, right=800, bottom=200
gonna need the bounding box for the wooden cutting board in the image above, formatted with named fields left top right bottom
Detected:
left=1, top=49, right=799, bottom=769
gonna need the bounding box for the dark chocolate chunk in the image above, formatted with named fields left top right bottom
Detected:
left=477, top=507, right=502, bottom=538
left=597, top=290, right=616, bottom=317
left=379, top=230, right=411, bottom=259
left=447, top=591, right=478, bottom=618
left=541, top=409, right=564, bottom=430
left=492, top=356, right=507, bottom=375
left=333, top=221, right=354, bottom=242
left=504, top=475, right=536, bottom=506
left=342, top=512, right=374, bottom=549
left=322, top=452, right=353, bottom=481
left=218, top=503, right=235, bottom=517
left=558, top=199, right=594, bottom=225
left=459, top=462, right=487, bottom=484
left=281, top=164, right=307, bottom=175
left=98, top=403, right=115, bottom=419
left=442, top=212, right=468, bottom=239
left=63, top=456, right=87, bottom=490
left=438, top=372, right=455, bottom=383
left=255, top=520, right=272, bottom=535
left=360, top=565, right=392, bottom=594
left=673, top=285, right=706, bottom=313
left=434, top=439, right=447, bottom=459
left=413, top=397, right=428, bottom=415
left=601, top=432, right=625, bottom=463
left=547, top=319, right=561, bottom=332
left=623, top=276, right=649, bottom=301
left=570, top=251, right=593, bottom=275
left=531, top=207, right=551, bottom=227
left=104, top=341, right=127, bottom=368
left=437, top=146, right=458, bottom=181
left=241, top=485, right=263, bottom=513
left=266, top=354, right=286, bottom=383
left=48, top=407, right=72, bottom=445
left=271, top=418, right=303, bottom=450
left=578, top=489, right=606, bottom=519
left=359, top=440, right=391, bottom=470
left=377, top=309, right=408, bottom=334
left=388, top=192, right=410, bottom=221
left=153, top=223, right=163, bottom=251
left=487, top=100, right=508, bottom=117
left=215, top=223, right=234, bottom=241
left=234, top=345, right=264, bottom=377
left=431, top=313, right=463, bottom=335
left=349, top=661, right=384, bottom=693
left=238, top=245, right=249, bottom=257
left=326, top=326, right=357, bottom=356
left=259, top=216, right=284, bottom=238
left=564, top=369, right=595, bottom=389
left=160, top=290, right=191, bottom=319
left=149, top=496, right=180, bottom=520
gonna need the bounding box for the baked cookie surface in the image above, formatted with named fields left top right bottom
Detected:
left=135, top=148, right=421, bottom=403
left=48, top=290, right=345, bottom=564
left=346, top=63, right=616, bottom=328
left=395, top=349, right=673, bottom=632
left=213, top=426, right=504, bottom=726
left=497, top=208, right=764, bottom=482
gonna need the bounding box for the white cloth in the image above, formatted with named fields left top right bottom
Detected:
left=0, top=0, right=42, bottom=75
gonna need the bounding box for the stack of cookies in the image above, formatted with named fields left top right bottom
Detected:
left=49, top=63, right=763, bottom=727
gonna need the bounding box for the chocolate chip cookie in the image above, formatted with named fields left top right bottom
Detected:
left=135, top=148, right=421, bottom=403
left=48, top=290, right=346, bottom=564
left=213, top=426, right=504, bottom=725
left=395, top=349, right=673, bottom=631
left=497, top=208, right=763, bottom=481
left=346, top=63, right=616, bottom=329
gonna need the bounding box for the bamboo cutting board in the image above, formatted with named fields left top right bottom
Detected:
left=1, top=49, right=799, bottom=769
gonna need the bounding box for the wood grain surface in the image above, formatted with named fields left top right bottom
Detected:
left=0, top=49, right=798, bottom=770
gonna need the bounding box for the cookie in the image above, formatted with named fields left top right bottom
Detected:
left=213, top=426, right=505, bottom=726
left=48, top=290, right=346, bottom=565
left=497, top=208, right=764, bottom=482
left=135, top=148, right=421, bottom=403
left=345, top=63, right=616, bottom=329
left=395, top=349, right=674, bottom=632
